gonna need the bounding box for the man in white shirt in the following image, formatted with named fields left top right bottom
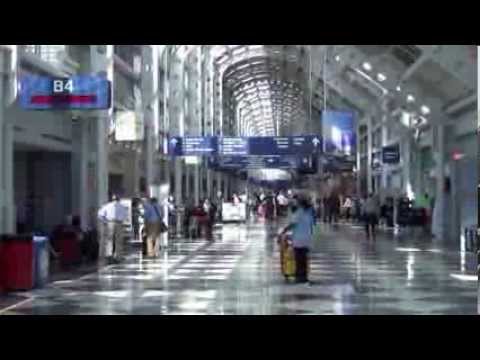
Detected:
left=97, top=195, right=128, bottom=264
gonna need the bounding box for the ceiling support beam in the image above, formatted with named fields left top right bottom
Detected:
left=400, top=52, right=430, bottom=82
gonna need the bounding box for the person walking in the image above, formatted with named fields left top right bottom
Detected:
left=327, top=193, right=340, bottom=225
left=279, top=196, right=315, bottom=285
left=362, top=193, right=380, bottom=241
left=97, top=195, right=128, bottom=264
left=343, top=196, right=353, bottom=222
left=143, top=197, right=164, bottom=258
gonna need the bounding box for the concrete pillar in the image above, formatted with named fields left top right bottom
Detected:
left=366, top=115, right=373, bottom=194
left=355, top=120, right=361, bottom=197
left=71, top=120, right=89, bottom=230
left=216, top=172, right=222, bottom=199
left=123, top=151, right=140, bottom=197
left=206, top=167, right=212, bottom=199
left=0, top=46, right=17, bottom=233
left=142, top=45, right=160, bottom=197
left=433, top=123, right=446, bottom=240
left=0, top=50, right=5, bottom=233
left=3, top=124, right=14, bottom=233
left=380, top=103, right=389, bottom=190
left=90, top=45, right=114, bottom=208
left=402, top=134, right=411, bottom=198
left=185, top=164, right=191, bottom=202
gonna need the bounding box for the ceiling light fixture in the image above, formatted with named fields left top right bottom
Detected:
left=407, top=94, right=415, bottom=103
left=335, top=55, right=341, bottom=62
left=420, top=105, right=430, bottom=115
left=362, top=62, right=372, bottom=71
left=396, top=86, right=402, bottom=92
left=377, top=73, right=387, bottom=82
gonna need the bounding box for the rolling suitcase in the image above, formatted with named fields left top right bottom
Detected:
left=279, top=234, right=311, bottom=282
left=279, top=235, right=296, bottom=281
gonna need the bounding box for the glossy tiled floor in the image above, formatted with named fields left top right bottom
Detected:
left=1, top=220, right=478, bottom=315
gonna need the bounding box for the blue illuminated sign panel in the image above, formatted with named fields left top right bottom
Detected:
left=219, top=137, right=249, bottom=155
left=322, top=111, right=356, bottom=156
left=248, top=135, right=321, bottom=156
left=169, top=136, right=217, bottom=156
left=19, top=75, right=111, bottom=110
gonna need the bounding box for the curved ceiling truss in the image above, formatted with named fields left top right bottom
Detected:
left=208, top=45, right=309, bottom=136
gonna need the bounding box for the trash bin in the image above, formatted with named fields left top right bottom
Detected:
left=58, top=230, right=82, bottom=268
left=33, top=236, right=50, bottom=288
left=0, top=234, right=35, bottom=291
left=0, top=240, right=5, bottom=294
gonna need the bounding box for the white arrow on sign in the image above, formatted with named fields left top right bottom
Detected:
left=170, top=138, right=178, bottom=146
left=312, top=137, right=321, bottom=147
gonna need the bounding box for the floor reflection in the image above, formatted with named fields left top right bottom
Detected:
left=2, top=220, right=478, bottom=315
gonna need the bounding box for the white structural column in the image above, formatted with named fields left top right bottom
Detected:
left=192, top=49, right=201, bottom=205
left=162, top=49, right=171, bottom=197
left=366, top=115, right=373, bottom=194
left=0, top=49, right=5, bottom=233
left=205, top=50, right=215, bottom=199
left=402, top=130, right=412, bottom=198
left=0, top=46, right=17, bottom=233
left=169, top=51, right=185, bottom=232
left=90, top=45, right=114, bottom=208
left=380, top=101, right=389, bottom=190
left=124, top=151, right=140, bottom=197
left=355, top=119, right=362, bottom=196
left=433, top=122, right=446, bottom=239
left=142, top=45, right=160, bottom=197
left=71, top=120, right=89, bottom=230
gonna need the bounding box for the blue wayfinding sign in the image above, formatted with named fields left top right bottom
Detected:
left=208, top=155, right=316, bottom=171
left=169, top=135, right=322, bottom=156
left=219, top=137, right=249, bottom=155
left=169, top=136, right=217, bottom=156
left=248, top=135, right=321, bottom=156
left=19, top=75, right=111, bottom=110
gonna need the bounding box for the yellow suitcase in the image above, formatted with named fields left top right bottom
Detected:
left=279, top=236, right=296, bottom=281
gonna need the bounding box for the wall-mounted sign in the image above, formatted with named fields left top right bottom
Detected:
left=382, top=144, right=400, bottom=164
left=19, top=75, right=111, bottom=110
left=322, top=111, right=356, bottom=156
left=115, top=110, right=144, bottom=141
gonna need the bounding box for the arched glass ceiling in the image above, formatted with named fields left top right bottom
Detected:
left=209, top=45, right=308, bottom=137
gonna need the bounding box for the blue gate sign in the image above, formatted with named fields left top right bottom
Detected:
left=382, top=144, right=400, bottom=164
left=219, top=137, right=249, bottom=155
left=248, top=135, right=321, bottom=156
left=19, top=75, right=111, bottom=110
left=322, top=111, right=356, bottom=156
left=169, top=136, right=217, bottom=156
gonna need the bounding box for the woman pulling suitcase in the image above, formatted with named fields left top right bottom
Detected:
left=279, top=195, right=315, bottom=285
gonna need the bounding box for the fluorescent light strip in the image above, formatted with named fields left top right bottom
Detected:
left=353, top=68, right=389, bottom=94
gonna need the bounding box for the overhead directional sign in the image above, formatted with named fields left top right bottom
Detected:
left=219, top=137, right=249, bottom=155
left=169, top=135, right=322, bottom=156
left=19, top=75, right=111, bottom=110
left=169, top=136, right=217, bottom=156
left=208, top=155, right=316, bottom=170
left=248, top=135, right=322, bottom=156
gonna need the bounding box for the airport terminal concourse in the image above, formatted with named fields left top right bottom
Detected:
left=0, top=45, right=477, bottom=315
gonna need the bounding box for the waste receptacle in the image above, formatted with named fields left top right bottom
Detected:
left=0, top=240, right=5, bottom=294
left=33, top=236, right=49, bottom=288
left=0, top=234, right=35, bottom=291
